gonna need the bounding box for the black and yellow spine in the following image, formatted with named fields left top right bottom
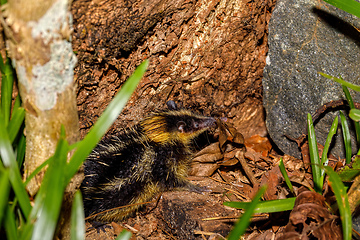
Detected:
left=81, top=109, right=216, bottom=222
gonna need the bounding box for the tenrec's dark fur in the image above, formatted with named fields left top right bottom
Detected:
left=81, top=109, right=216, bottom=222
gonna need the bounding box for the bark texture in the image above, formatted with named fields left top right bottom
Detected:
left=5, top=0, right=79, bottom=196
left=72, top=0, right=273, bottom=139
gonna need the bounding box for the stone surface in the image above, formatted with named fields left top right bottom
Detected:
left=263, top=0, right=360, bottom=158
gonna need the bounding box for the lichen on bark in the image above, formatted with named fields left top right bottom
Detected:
left=5, top=0, right=79, bottom=196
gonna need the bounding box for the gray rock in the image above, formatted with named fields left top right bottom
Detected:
left=263, top=0, right=360, bottom=158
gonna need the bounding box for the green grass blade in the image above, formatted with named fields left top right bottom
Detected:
left=342, top=85, right=360, bottom=145
left=0, top=117, right=31, bottom=218
left=13, top=94, right=21, bottom=111
left=324, top=166, right=352, bottom=240
left=7, top=107, right=25, bottom=143
left=23, top=158, right=50, bottom=186
left=30, top=129, right=69, bottom=240
left=342, top=85, right=353, bottom=108
left=0, top=57, right=14, bottom=126
left=307, top=113, right=321, bottom=192
left=279, top=158, right=294, bottom=195
left=71, top=191, right=85, bottom=240
left=16, top=133, right=26, bottom=169
left=0, top=169, right=10, bottom=227
left=319, top=116, right=338, bottom=188
left=227, top=185, right=267, bottom=240
left=319, top=72, right=360, bottom=92
left=321, top=116, right=339, bottom=166
left=115, top=230, right=132, bottom=240
left=339, top=111, right=352, bottom=164
left=4, top=205, right=19, bottom=240
left=0, top=53, right=4, bottom=72
left=21, top=219, right=34, bottom=240
left=66, top=60, right=148, bottom=181
left=224, top=197, right=296, bottom=214
left=350, top=109, right=360, bottom=122
left=322, top=0, right=360, bottom=18
left=338, top=159, right=360, bottom=182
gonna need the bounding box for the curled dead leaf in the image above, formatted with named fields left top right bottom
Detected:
left=189, top=162, right=220, bottom=177
left=245, top=134, right=272, bottom=157
left=191, top=119, right=247, bottom=177
left=193, top=152, right=224, bottom=164
left=276, top=191, right=342, bottom=240
left=218, top=157, right=239, bottom=166
left=191, top=143, right=224, bottom=177
left=216, top=118, right=244, bottom=152
left=260, top=166, right=282, bottom=201
left=194, top=142, right=222, bottom=157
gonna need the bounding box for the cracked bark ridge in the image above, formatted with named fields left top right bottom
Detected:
left=71, top=0, right=275, bottom=139
left=276, top=191, right=342, bottom=240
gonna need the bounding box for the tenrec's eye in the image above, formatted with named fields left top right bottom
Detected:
left=193, top=122, right=199, bottom=129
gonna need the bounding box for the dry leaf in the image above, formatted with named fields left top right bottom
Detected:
left=276, top=191, right=342, bottom=240
left=216, top=118, right=244, bottom=152
left=189, top=162, right=220, bottom=177
left=245, top=135, right=272, bottom=157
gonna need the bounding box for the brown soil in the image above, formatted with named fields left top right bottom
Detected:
left=71, top=0, right=344, bottom=239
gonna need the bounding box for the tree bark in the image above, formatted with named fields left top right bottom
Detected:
left=5, top=0, right=79, bottom=196
left=4, top=1, right=80, bottom=238
left=72, top=0, right=273, bottom=141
